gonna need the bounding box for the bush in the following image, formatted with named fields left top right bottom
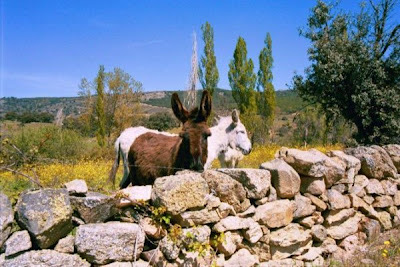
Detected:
left=145, top=112, right=179, bottom=131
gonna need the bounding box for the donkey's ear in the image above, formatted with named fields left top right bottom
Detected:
left=232, top=109, right=239, bottom=124
left=171, top=93, right=189, bottom=123
left=198, top=90, right=212, bottom=121
left=212, top=116, right=220, bottom=126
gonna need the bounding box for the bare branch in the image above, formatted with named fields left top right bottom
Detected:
left=0, top=166, right=42, bottom=188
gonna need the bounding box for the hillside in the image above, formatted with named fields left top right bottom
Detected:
left=0, top=89, right=304, bottom=118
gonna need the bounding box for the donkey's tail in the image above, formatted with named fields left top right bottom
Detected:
left=108, top=142, right=121, bottom=188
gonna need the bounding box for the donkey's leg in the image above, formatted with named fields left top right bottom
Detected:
left=119, top=152, right=131, bottom=189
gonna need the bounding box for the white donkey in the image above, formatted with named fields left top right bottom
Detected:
left=109, top=109, right=252, bottom=188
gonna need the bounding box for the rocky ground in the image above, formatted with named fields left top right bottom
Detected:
left=1, top=144, right=400, bottom=266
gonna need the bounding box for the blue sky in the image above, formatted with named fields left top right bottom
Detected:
left=1, top=1, right=373, bottom=97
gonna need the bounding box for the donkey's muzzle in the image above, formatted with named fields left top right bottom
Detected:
left=191, top=157, right=205, bottom=172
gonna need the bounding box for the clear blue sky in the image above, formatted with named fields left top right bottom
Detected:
left=1, top=1, right=369, bottom=97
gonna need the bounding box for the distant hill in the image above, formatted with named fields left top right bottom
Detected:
left=0, top=89, right=304, bottom=118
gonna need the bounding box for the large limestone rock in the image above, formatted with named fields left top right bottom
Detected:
left=383, top=144, right=400, bottom=172
left=217, top=169, right=271, bottom=199
left=365, top=179, right=385, bottom=195
left=300, top=176, right=326, bottom=195
left=326, top=189, right=351, bottom=210
left=75, top=222, right=145, bottom=264
left=152, top=172, right=209, bottom=215
left=70, top=192, right=115, bottom=223
left=238, top=240, right=271, bottom=262
left=276, top=148, right=345, bottom=188
left=260, top=159, right=300, bottom=199
left=327, top=150, right=361, bottom=184
left=293, top=194, right=316, bottom=219
left=0, top=193, right=13, bottom=248
left=311, top=225, right=327, bottom=242
left=325, top=208, right=356, bottom=226
left=349, top=175, right=369, bottom=195
left=213, top=216, right=256, bottom=232
left=4, top=230, right=32, bottom=257
left=304, top=193, right=327, bottom=211
left=381, top=179, right=397, bottom=195
left=202, top=170, right=247, bottom=213
left=174, top=202, right=232, bottom=227
left=326, top=214, right=362, bottom=240
left=116, top=185, right=152, bottom=207
left=217, top=231, right=243, bottom=256
left=16, top=188, right=72, bottom=248
left=64, top=179, right=88, bottom=196
left=270, top=223, right=312, bottom=260
left=253, top=199, right=294, bottom=228
left=3, top=250, right=90, bottom=267
left=372, top=195, right=394, bottom=208
left=345, top=146, right=397, bottom=179
left=224, top=248, right=259, bottom=267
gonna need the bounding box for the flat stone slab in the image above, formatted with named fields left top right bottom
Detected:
left=0, top=193, right=14, bottom=248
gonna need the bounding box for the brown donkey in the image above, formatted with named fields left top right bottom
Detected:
left=122, top=90, right=212, bottom=187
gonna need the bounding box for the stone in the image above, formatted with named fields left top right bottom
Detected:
left=141, top=249, right=166, bottom=266
left=174, top=202, right=232, bottom=227
left=159, top=236, right=180, bottom=261
left=345, top=146, right=397, bottom=179
left=202, top=170, right=247, bottom=213
left=224, top=248, right=259, bottom=267
left=383, top=144, right=400, bottom=172
left=205, top=194, right=221, bottom=209
left=300, top=176, right=326, bottom=195
left=377, top=210, right=392, bottom=230
left=139, top=217, right=166, bottom=240
left=268, top=186, right=278, bottom=202
left=349, top=194, right=380, bottom=219
left=325, top=208, right=356, bottom=226
left=311, top=225, right=327, bottom=242
left=116, top=185, right=152, bottom=207
left=320, top=237, right=339, bottom=254
left=4, top=230, right=32, bottom=256
left=237, top=205, right=256, bottom=218
left=213, top=216, right=255, bottom=232
left=217, top=168, right=271, bottom=199
left=243, top=220, right=263, bottom=243
left=259, top=225, right=271, bottom=243
left=152, top=172, right=209, bottom=215
left=3, top=250, right=90, bottom=267
left=54, top=235, right=75, bottom=254
left=102, top=260, right=149, bottom=267
left=253, top=200, right=294, bottom=228
left=64, top=179, right=88, bottom=196
left=181, top=225, right=211, bottom=247
left=331, top=183, right=347, bottom=193
left=270, top=223, right=312, bottom=260
left=293, top=194, right=316, bottom=219
left=217, top=231, right=242, bottom=257
left=327, top=189, right=351, bottom=210
left=338, top=233, right=367, bottom=252
left=238, top=240, right=271, bottom=262
left=304, top=193, right=327, bottom=211
left=70, top=192, right=115, bottom=224
left=260, top=158, right=300, bottom=198
left=16, top=188, right=73, bottom=249
left=349, top=175, right=369, bottom=195
left=259, top=259, right=304, bottom=267
left=381, top=179, right=397, bottom=195
left=387, top=206, right=398, bottom=216
left=365, top=179, right=385, bottom=195
left=75, top=222, right=145, bottom=264
left=304, top=255, right=324, bottom=267
left=372, top=195, right=394, bottom=208
left=298, top=212, right=323, bottom=228
left=0, top=193, right=13, bottom=248
left=327, top=150, right=361, bottom=184
left=326, top=214, right=362, bottom=240
left=294, top=247, right=323, bottom=261
left=394, top=192, right=400, bottom=206
left=363, top=195, right=375, bottom=205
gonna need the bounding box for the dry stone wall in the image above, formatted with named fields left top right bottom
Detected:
left=1, top=145, right=400, bottom=266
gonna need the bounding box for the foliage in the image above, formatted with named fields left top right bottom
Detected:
left=229, top=37, right=257, bottom=115
left=257, top=32, right=276, bottom=126
left=292, top=106, right=325, bottom=146
left=95, top=65, right=106, bottom=147
left=293, top=0, right=400, bottom=144
left=145, top=112, right=179, bottom=131
left=3, top=111, right=54, bottom=123
left=199, top=22, right=219, bottom=96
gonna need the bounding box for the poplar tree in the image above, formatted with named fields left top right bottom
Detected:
left=199, top=22, right=219, bottom=96
left=228, top=37, right=257, bottom=115
left=257, top=33, right=276, bottom=125
left=95, top=65, right=106, bottom=147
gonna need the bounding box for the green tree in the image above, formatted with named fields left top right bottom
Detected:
left=199, top=22, right=219, bottom=96
left=293, top=0, right=400, bottom=144
left=95, top=65, right=106, bottom=147
left=257, top=33, right=276, bottom=125
left=228, top=37, right=257, bottom=115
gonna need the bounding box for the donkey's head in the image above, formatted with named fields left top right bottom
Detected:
left=171, top=90, right=212, bottom=171
left=226, top=109, right=252, bottom=155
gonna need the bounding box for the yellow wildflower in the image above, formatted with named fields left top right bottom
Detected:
left=382, top=252, right=387, bottom=257
left=384, top=240, right=391, bottom=245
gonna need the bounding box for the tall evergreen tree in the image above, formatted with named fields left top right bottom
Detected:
left=199, top=22, right=219, bottom=96
left=95, top=65, right=106, bottom=147
left=228, top=37, right=257, bottom=114
left=257, top=33, right=276, bottom=125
